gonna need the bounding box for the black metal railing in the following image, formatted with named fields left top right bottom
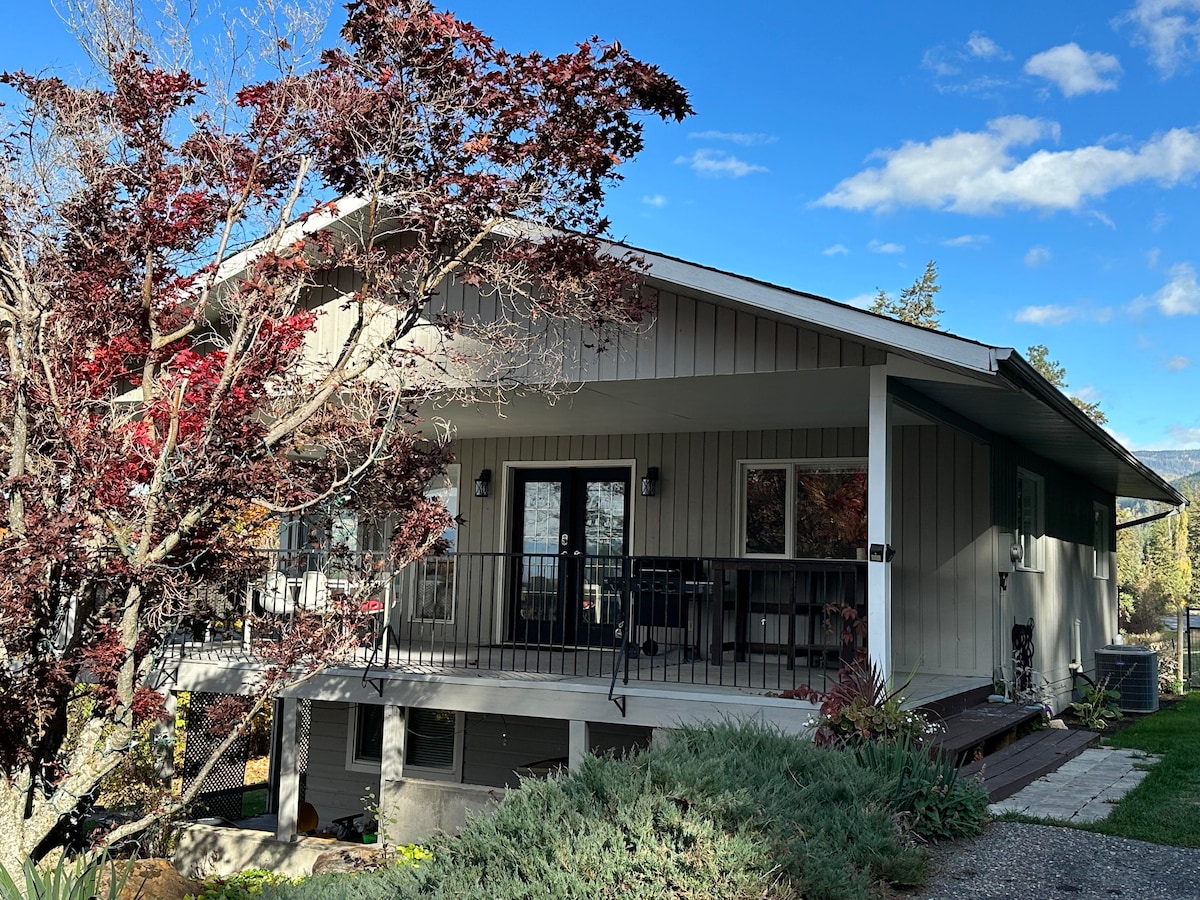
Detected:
left=167, top=550, right=866, bottom=693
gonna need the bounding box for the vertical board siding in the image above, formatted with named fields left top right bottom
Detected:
left=457, top=427, right=868, bottom=559
left=891, top=425, right=994, bottom=677
left=304, top=702, right=381, bottom=828
left=461, top=714, right=569, bottom=788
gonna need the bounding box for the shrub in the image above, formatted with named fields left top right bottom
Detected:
left=189, top=868, right=302, bottom=900
left=853, top=738, right=988, bottom=841
left=790, top=656, right=938, bottom=747
left=270, top=722, right=987, bottom=900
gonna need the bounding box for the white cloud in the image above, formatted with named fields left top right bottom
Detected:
left=641, top=194, right=667, bottom=208
left=1024, top=43, right=1122, bottom=96
left=1016, top=304, right=1075, bottom=325
left=967, top=31, right=1010, bottom=59
left=1072, top=385, right=1102, bottom=404
left=1150, top=209, right=1171, bottom=231
left=1166, top=424, right=1200, bottom=447
left=1025, top=245, right=1052, bottom=267
left=675, top=149, right=767, bottom=178
left=1151, top=262, right=1200, bottom=313
left=815, top=116, right=1200, bottom=214
left=942, top=233, right=990, bottom=247
left=1148, top=247, right=1162, bottom=267
left=688, top=130, right=777, bottom=146
left=868, top=240, right=905, bottom=254
left=1167, top=355, right=1192, bottom=370
left=843, top=292, right=876, bottom=309
left=1015, top=303, right=1113, bottom=324
left=822, top=243, right=849, bottom=256
left=1116, top=0, right=1200, bottom=77
left=921, top=48, right=960, bottom=78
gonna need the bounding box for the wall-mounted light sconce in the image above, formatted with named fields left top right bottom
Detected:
left=640, top=467, right=659, bottom=497
left=474, top=469, right=492, bottom=498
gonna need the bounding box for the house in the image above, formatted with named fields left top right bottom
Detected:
left=165, top=230, right=1183, bottom=851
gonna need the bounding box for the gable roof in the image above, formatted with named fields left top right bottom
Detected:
left=220, top=200, right=1183, bottom=506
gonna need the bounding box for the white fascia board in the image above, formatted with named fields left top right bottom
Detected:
left=635, top=250, right=1001, bottom=375
left=212, top=195, right=375, bottom=287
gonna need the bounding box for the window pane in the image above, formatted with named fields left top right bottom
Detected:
left=745, top=468, right=787, bottom=555
left=795, top=468, right=867, bottom=559
left=355, top=704, right=384, bottom=763
left=406, top=708, right=456, bottom=769
left=1017, top=471, right=1042, bottom=568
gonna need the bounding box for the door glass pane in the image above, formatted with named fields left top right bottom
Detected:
left=795, top=466, right=867, bottom=559
left=520, top=480, right=561, bottom=623
left=584, top=480, right=626, bottom=627
left=745, top=467, right=788, bottom=554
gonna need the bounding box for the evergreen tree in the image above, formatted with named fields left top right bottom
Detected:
left=870, top=260, right=943, bottom=329
left=1026, top=344, right=1108, bottom=425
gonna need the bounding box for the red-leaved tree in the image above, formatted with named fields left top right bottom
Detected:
left=0, top=0, right=689, bottom=865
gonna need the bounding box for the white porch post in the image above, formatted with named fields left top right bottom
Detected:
left=380, top=704, right=404, bottom=835
left=867, top=365, right=893, bottom=680
left=568, top=720, right=589, bottom=771
left=275, top=697, right=299, bottom=842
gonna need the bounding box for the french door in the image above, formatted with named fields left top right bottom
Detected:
left=509, top=466, right=630, bottom=645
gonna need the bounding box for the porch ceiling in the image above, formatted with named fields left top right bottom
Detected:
left=428, top=369, right=931, bottom=439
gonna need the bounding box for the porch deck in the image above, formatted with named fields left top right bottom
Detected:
left=166, top=638, right=990, bottom=708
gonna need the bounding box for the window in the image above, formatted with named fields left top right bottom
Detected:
left=347, top=703, right=385, bottom=772
left=741, top=460, right=867, bottom=559
left=404, top=708, right=460, bottom=774
left=1016, top=468, right=1044, bottom=571
left=1094, top=503, right=1110, bottom=579
left=411, top=465, right=460, bottom=621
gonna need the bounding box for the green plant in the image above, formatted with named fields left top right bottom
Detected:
left=854, top=737, right=988, bottom=841
left=790, top=655, right=939, bottom=747
left=188, top=867, right=301, bottom=900
left=0, top=853, right=134, bottom=900
left=1071, top=677, right=1124, bottom=730
left=271, top=721, right=987, bottom=900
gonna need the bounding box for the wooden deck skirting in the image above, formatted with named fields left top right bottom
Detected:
left=959, top=728, right=1100, bottom=802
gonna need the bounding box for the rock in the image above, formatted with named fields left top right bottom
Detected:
left=311, top=845, right=387, bottom=876
left=97, top=858, right=203, bottom=900
left=1049, top=718, right=1069, bottom=730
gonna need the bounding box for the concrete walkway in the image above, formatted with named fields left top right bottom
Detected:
left=987, top=746, right=1159, bottom=822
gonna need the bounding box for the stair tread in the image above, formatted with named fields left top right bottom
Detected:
left=959, top=727, right=1100, bottom=802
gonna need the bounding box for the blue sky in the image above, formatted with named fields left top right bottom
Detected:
left=8, top=1, right=1200, bottom=451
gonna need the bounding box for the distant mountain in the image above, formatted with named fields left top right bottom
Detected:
left=1134, top=450, right=1200, bottom=482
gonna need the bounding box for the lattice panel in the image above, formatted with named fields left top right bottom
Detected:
left=182, top=692, right=251, bottom=820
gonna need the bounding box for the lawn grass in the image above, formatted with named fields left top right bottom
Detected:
left=1077, top=693, right=1200, bottom=847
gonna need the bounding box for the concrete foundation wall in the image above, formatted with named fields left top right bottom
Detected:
left=380, top=779, right=503, bottom=844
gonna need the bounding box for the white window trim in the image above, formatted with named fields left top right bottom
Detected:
left=737, top=457, right=868, bottom=559
left=398, top=708, right=465, bottom=783
left=1016, top=467, right=1045, bottom=573
left=346, top=703, right=384, bottom=774
left=1094, top=502, right=1111, bottom=580
left=408, top=464, right=460, bottom=624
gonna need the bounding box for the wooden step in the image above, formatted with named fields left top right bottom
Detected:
left=926, top=702, right=1043, bottom=761
left=959, top=727, right=1100, bottom=802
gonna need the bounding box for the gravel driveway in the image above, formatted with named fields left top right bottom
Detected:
left=913, top=821, right=1200, bottom=899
